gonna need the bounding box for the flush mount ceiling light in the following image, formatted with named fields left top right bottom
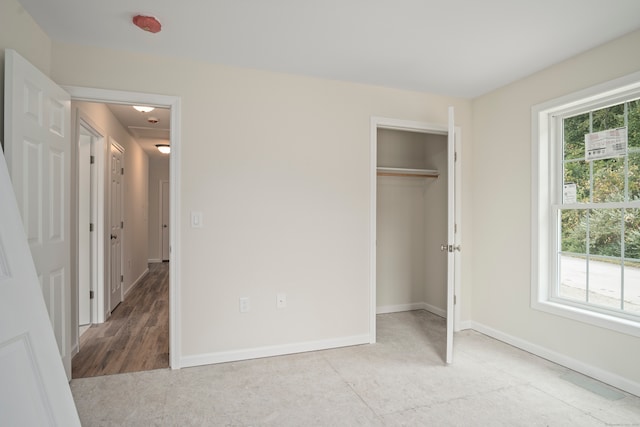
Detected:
left=156, top=144, right=170, bottom=154
left=133, top=105, right=155, bottom=113
left=133, top=15, right=161, bottom=34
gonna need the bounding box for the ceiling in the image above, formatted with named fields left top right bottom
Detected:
left=105, top=103, right=170, bottom=158
left=17, top=0, right=640, bottom=99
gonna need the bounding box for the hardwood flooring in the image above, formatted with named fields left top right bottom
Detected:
left=72, top=262, right=169, bottom=378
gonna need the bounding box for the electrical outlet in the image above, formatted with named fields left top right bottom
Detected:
left=276, top=293, right=287, bottom=309
left=239, top=297, right=250, bottom=313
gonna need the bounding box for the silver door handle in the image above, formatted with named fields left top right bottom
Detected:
left=440, top=244, right=461, bottom=252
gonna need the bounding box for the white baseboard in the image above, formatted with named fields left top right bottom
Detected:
left=470, top=321, right=640, bottom=398
left=377, top=302, right=446, bottom=318
left=179, top=334, right=370, bottom=369
left=148, top=258, right=162, bottom=263
left=456, top=320, right=473, bottom=331
left=124, top=268, right=149, bottom=297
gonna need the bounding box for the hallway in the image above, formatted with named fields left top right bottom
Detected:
left=72, top=263, right=169, bottom=378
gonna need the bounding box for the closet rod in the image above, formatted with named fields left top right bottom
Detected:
left=376, top=167, right=439, bottom=178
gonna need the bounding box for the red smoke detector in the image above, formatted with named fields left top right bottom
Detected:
left=133, top=15, right=161, bottom=33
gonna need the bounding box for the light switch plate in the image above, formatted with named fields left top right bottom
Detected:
left=191, top=211, right=203, bottom=228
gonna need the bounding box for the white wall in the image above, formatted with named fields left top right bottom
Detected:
left=148, top=152, right=170, bottom=262
left=50, top=42, right=473, bottom=360
left=376, top=130, right=448, bottom=313
left=472, top=29, right=640, bottom=387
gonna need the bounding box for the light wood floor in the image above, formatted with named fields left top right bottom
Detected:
left=72, top=262, right=169, bottom=378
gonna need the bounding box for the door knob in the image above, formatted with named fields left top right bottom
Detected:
left=111, top=234, right=117, bottom=240
left=163, top=224, right=168, bottom=228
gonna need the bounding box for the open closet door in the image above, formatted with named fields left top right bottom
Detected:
left=445, top=106, right=457, bottom=364
left=4, top=49, right=73, bottom=378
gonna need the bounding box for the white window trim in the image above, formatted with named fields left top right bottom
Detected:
left=531, top=70, right=640, bottom=338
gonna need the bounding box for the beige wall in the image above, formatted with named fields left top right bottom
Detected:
left=148, top=153, right=170, bottom=261
left=0, top=0, right=52, bottom=145
left=50, top=42, right=473, bottom=358
left=376, top=130, right=447, bottom=312
left=472, top=29, right=640, bottom=385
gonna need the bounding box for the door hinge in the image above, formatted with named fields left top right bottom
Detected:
left=454, top=152, right=458, bottom=162
left=454, top=223, right=457, bottom=233
left=121, top=167, right=124, bottom=175
left=90, top=290, right=94, bottom=299
left=121, top=220, right=124, bottom=229
left=454, top=295, right=457, bottom=305
left=121, top=274, right=124, bottom=283
left=90, top=155, right=95, bottom=164
left=89, top=223, right=94, bottom=232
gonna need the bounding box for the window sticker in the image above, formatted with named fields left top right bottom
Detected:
left=585, top=126, right=627, bottom=161
left=563, top=183, right=577, bottom=204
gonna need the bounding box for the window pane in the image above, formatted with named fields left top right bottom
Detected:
left=625, top=209, right=640, bottom=261
left=628, top=99, right=640, bottom=149
left=561, top=209, right=586, bottom=253
left=589, top=208, right=622, bottom=258
left=559, top=254, right=587, bottom=302
left=592, top=157, right=625, bottom=203
left=589, top=258, right=622, bottom=310
left=563, top=161, right=590, bottom=203
left=591, top=104, right=624, bottom=133
left=629, top=152, right=640, bottom=201
left=564, top=113, right=589, bottom=160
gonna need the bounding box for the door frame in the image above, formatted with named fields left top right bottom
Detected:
left=160, top=179, right=170, bottom=261
left=369, top=116, right=462, bottom=343
left=108, top=138, right=125, bottom=314
left=74, top=111, right=106, bottom=329
left=64, top=86, right=182, bottom=369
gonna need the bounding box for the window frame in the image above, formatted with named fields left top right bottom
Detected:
left=532, top=71, right=640, bottom=338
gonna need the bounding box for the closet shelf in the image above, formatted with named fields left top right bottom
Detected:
left=376, top=167, right=439, bottom=178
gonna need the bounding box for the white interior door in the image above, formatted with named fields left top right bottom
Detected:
left=109, top=142, right=124, bottom=313
left=78, top=128, right=92, bottom=326
left=444, top=106, right=457, bottom=364
left=4, top=49, right=73, bottom=379
left=161, top=179, right=170, bottom=261
left=0, top=139, right=80, bottom=425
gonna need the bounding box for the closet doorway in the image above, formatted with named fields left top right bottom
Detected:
left=370, top=112, right=461, bottom=363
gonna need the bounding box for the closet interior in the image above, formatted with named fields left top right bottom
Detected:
left=376, top=128, right=448, bottom=317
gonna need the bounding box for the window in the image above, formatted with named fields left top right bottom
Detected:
left=532, top=71, right=640, bottom=337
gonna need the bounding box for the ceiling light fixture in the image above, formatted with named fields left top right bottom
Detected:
left=133, top=15, right=161, bottom=34
left=156, top=144, right=170, bottom=154
left=133, top=105, right=155, bottom=113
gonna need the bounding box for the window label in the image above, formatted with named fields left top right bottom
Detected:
left=563, top=183, right=577, bottom=204
left=585, top=126, right=627, bottom=161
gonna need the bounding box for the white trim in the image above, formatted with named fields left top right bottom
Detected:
left=159, top=179, right=169, bottom=261
left=470, top=321, right=640, bottom=397
left=180, top=334, right=370, bottom=368
left=377, top=303, right=426, bottom=315
left=531, top=71, right=640, bottom=337
left=63, top=86, right=182, bottom=369
left=376, top=302, right=446, bottom=318
left=74, top=110, right=107, bottom=327
left=123, top=267, right=149, bottom=297
left=457, top=320, right=473, bottom=330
